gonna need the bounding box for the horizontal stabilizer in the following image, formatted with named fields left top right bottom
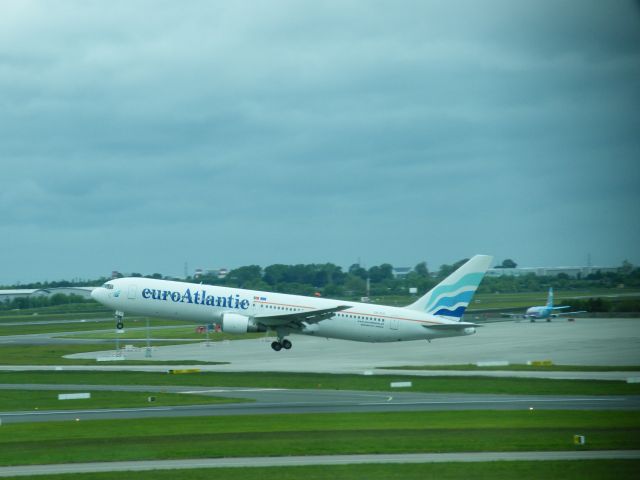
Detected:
left=552, top=310, right=586, bottom=317
left=422, top=322, right=481, bottom=330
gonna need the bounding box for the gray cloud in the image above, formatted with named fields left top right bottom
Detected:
left=0, top=0, right=639, bottom=283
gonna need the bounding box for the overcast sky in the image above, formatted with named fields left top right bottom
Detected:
left=1, top=0, right=639, bottom=284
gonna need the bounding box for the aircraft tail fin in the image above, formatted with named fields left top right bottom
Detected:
left=546, top=287, right=554, bottom=308
left=406, top=255, right=493, bottom=321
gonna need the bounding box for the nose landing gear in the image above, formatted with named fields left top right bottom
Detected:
left=115, top=311, right=124, bottom=330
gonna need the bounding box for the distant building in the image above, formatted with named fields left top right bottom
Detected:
left=487, top=266, right=619, bottom=278
left=199, top=268, right=229, bottom=279
left=392, top=267, right=412, bottom=278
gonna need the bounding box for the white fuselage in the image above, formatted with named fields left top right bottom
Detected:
left=92, top=277, right=476, bottom=343
left=525, top=306, right=553, bottom=319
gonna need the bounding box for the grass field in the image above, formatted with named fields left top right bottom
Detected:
left=0, top=344, right=230, bottom=365
left=371, top=289, right=640, bottom=310
left=0, top=317, right=189, bottom=336
left=469, top=289, right=640, bottom=311
left=0, top=304, right=109, bottom=319
left=0, top=389, right=248, bottom=411
left=1, top=370, right=639, bottom=396
left=1, top=411, right=638, bottom=466
left=0, top=344, right=229, bottom=365
left=11, top=460, right=640, bottom=480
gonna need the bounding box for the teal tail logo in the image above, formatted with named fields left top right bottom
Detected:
left=424, top=272, right=486, bottom=318
left=406, top=255, right=492, bottom=320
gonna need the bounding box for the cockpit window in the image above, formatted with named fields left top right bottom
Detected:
left=102, top=283, right=114, bottom=290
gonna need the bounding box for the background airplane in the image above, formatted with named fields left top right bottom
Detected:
left=91, top=255, right=493, bottom=351
left=501, top=287, right=585, bottom=322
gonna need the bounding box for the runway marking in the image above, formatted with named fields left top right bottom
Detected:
left=179, top=388, right=286, bottom=394
left=0, top=451, right=638, bottom=476
left=360, top=398, right=623, bottom=406
left=0, top=407, right=174, bottom=417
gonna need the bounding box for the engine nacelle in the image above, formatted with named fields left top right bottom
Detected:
left=221, top=313, right=266, bottom=334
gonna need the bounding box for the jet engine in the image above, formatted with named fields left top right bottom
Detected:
left=221, top=313, right=266, bottom=334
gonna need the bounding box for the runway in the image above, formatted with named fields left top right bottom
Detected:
left=1, top=451, right=639, bottom=477
left=1, top=383, right=638, bottom=424
left=59, top=317, right=640, bottom=374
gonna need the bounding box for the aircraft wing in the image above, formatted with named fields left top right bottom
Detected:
left=255, top=305, right=351, bottom=328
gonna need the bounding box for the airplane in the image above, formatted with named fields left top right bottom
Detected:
left=91, top=254, right=493, bottom=351
left=501, top=287, right=585, bottom=322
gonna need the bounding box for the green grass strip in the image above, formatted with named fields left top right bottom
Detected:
left=0, top=318, right=184, bottom=336
left=1, top=370, right=639, bottom=395
left=0, top=389, right=249, bottom=411
left=0, top=411, right=638, bottom=466
left=0, top=344, right=226, bottom=365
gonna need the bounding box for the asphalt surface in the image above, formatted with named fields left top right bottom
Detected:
left=1, top=451, right=639, bottom=477
left=62, top=317, right=640, bottom=372
left=1, top=383, right=639, bottom=424
left=1, top=317, right=639, bottom=426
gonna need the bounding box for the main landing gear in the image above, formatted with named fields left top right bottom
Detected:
left=271, top=338, right=292, bottom=352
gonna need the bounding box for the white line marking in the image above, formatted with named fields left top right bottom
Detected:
left=179, top=388, right=286, bottom=394
left=360, top=398, right=623, bottom=406
left=0, top=407, right=174, bottom=417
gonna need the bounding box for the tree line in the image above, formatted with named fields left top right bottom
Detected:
left=3, top=259, right=638, bottom=302
left=196, top=260, right=640, bottom=299
left=1, top=293, right=94, bottom=312
left=2, top=259, right=639, bottom=313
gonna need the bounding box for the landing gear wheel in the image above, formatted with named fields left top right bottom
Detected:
left=271, top=341, right=282, bottom=351
left=282, top=339, right=292, bottom=350
left=115, top=310, right=125, bottom=330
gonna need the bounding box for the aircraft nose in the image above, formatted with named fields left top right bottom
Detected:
left=91, top=287, right=101, bottom=301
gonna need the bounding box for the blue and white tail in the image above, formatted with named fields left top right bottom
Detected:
left=406, top=255, right=493, bottom=321
left=546, top=287, right=554, bottom=308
